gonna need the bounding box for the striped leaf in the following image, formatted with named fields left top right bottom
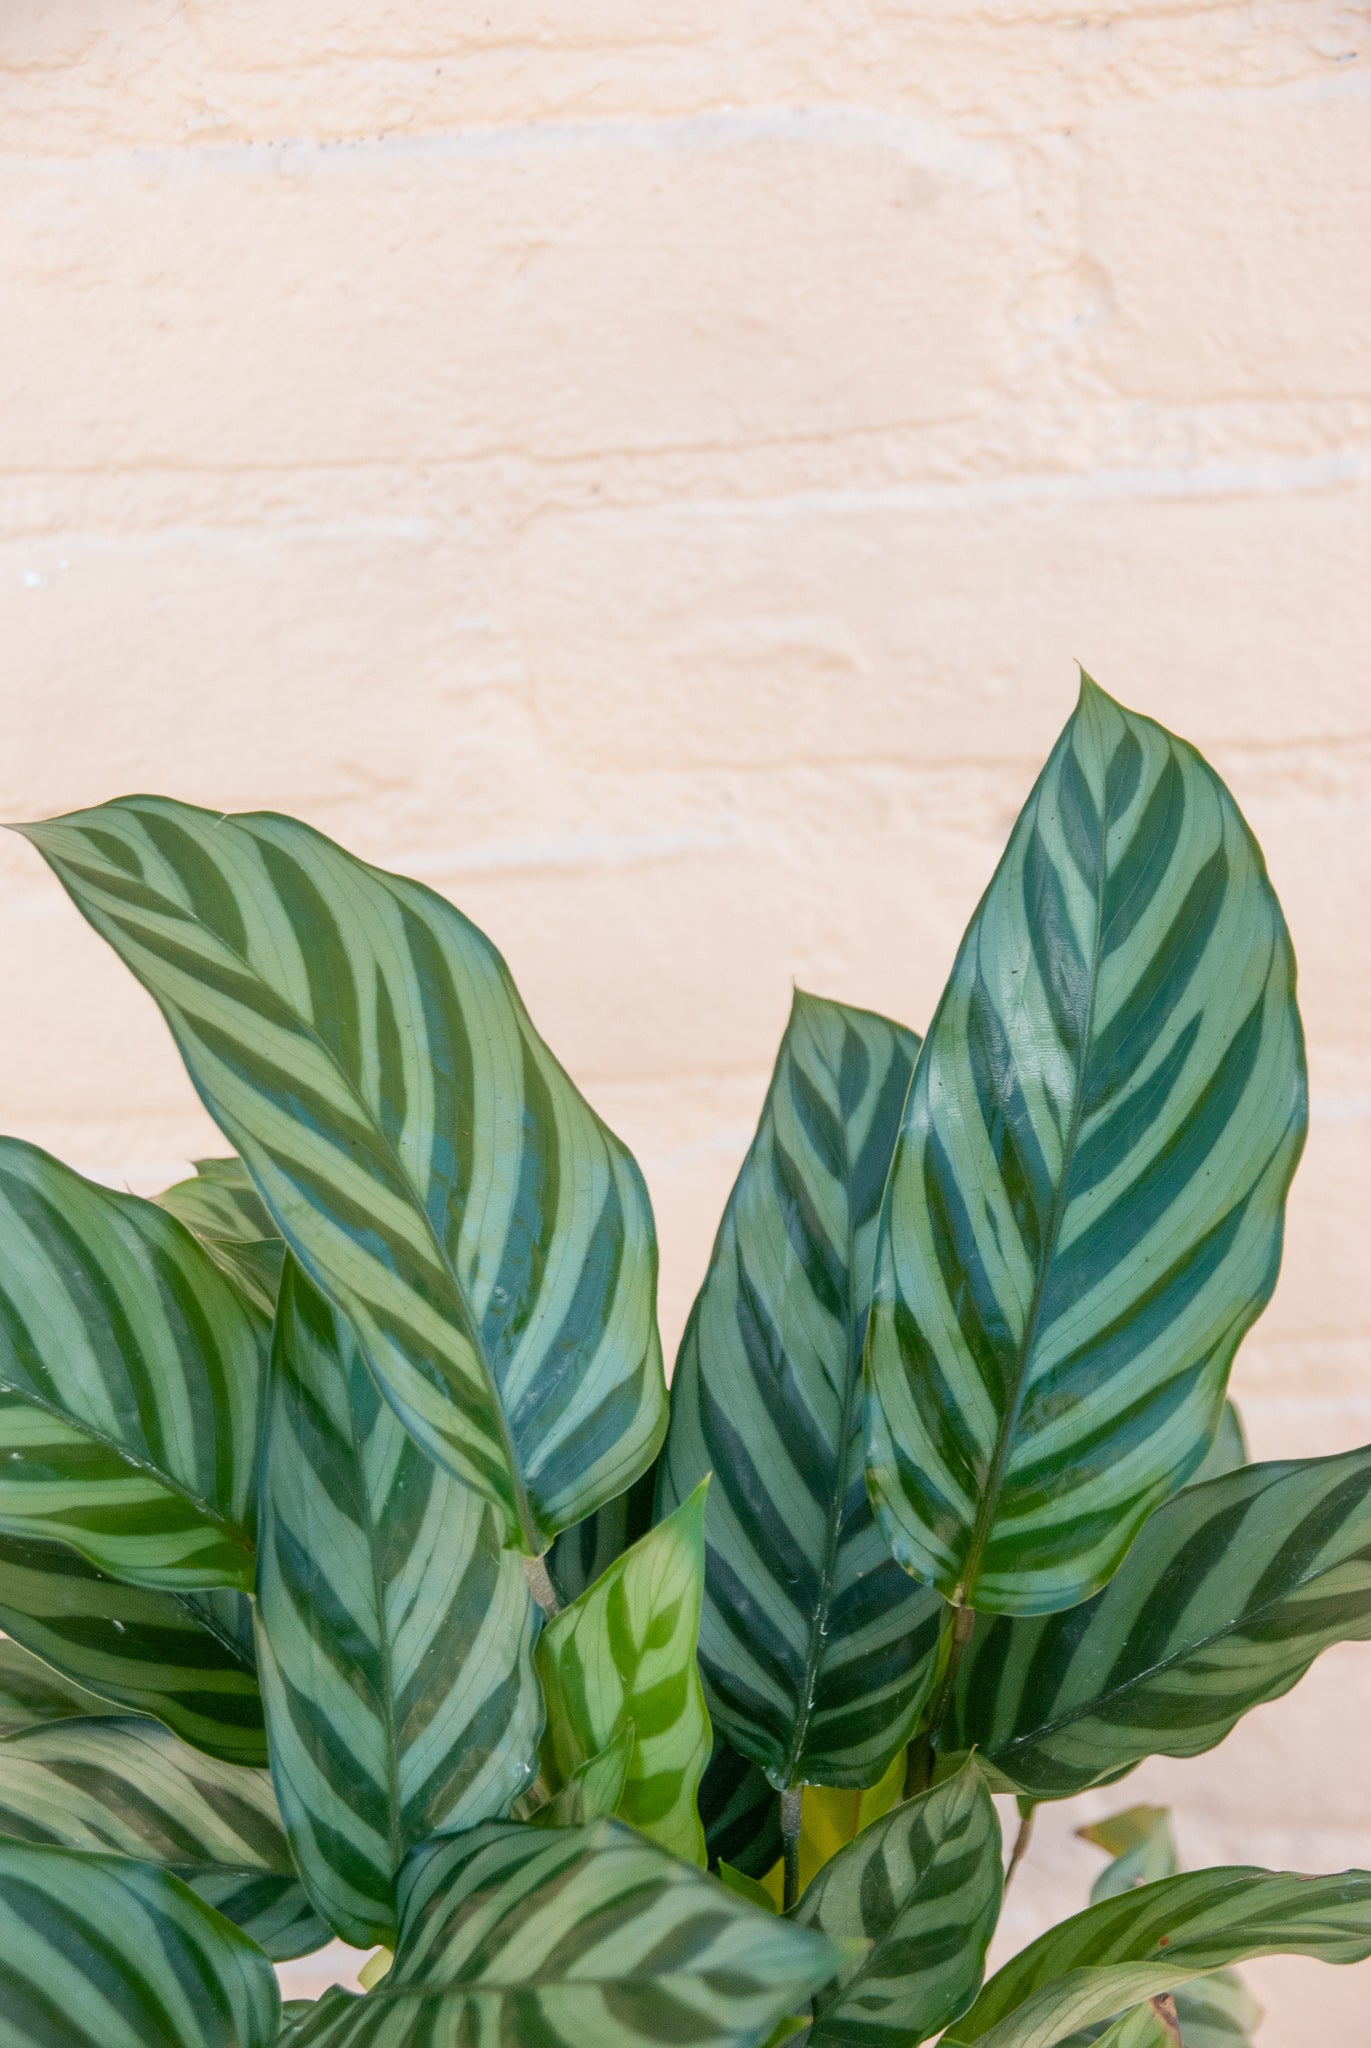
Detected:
left=1190, top=1400, right=1247, bottom=1488
left=792, top=1757, right=1002, bottom=2047
left=547, top=1460, right=657, bottom=1607
left=0, top=1530, right=267, bottom=1766
left=0, top=1839, right=280, bottom=2047
left=865, top=678, right=1306, bottom=1616
left=536, top=1480, right=711, bottom=1864
left=255, top=1259, right=542, bottom=1949
left=530, top=1723, right=633, bottom=1828
left=280, top=2004, right=316, bottom=2043
left=0, top=1138, right=265, bottom=1591
left=0, top=1638, right=110, bottom=1732
left=159, top=1157, right=286, bottom=1318
left=700, top=1733, right=782, bottom=1879
left=0, top=1711, right=328, bottom=1960
left=942, top=1866, right=1371, bottom=2047
left=948, top=1445, right=1371, bottom=1798
left=660, top=992, right=941, bottom=1789
left=19, top=797, right=667, bottom=1555
left=288, top=1817, right=843, bottom=2048
left=1077, top=1808, right=1257, bottom=2048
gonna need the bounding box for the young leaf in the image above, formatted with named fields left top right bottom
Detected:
left=529, top=1723, right=633, bottom=1829
left=949, top=1445, right=1371, bottom=1797
left=18, top=797, right=667, bottom=1556
left=942, top=1865, right=1371, bottom=2046
left=0, top=1840, right=280, bottom=2047
left=0, top=1528, right=266, bottom=1766
left=254, top=1260, right=542, bottom=1948
left=792, top=1758, right=1003, bottom=2047
left=0, top=1138, right=265, bottom=1590
left=660, top=992, right=942, bottom=1788
left=287, top=1818, right=844, bottom=2048
left=699, top=1731, right=782, bottom=1879
left=158, top=1156, right=286, bottom=1317
left=0, top=1637, right=110, bottom=1733
left=865, top=679, right=1306, bottom=1615
left=536, top=1480, right=712, bottom=1864
left=0, top=1712, right=328, bottom=1959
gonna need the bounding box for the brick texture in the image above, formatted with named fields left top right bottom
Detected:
left=1, top=4, right=1369, bottom=2033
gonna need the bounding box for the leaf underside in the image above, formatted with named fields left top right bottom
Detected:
left=20, top=797, right=667, bottom=1554
left=661, top=991, right=941, bottom=1789
left=866, top=678, right=1307, bottom=1615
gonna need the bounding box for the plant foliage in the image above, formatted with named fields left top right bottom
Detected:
left=0, top=676, right=1364, bottom=2048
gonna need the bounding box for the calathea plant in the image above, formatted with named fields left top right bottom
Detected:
left=0, top=676, right=1369, bottom=2048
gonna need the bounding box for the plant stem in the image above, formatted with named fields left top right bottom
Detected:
left=523, top=1553, right=560, bottom=1618
left=1003, top=1801, right=1036, bottom=1894
left=904, top=1602, right=976, bottom=1798
left=780, top=1786, right=803, bottom=1912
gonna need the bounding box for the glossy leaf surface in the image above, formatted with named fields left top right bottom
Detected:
left=255, top=1261, right=542, bottom=1948
left=0, top=1530, right=266, bottom=1765
left=537, top=1481, right=711, bottom=1863
left=866, top=680, right=1306, bottom=1614
left=0, top=1712, right=327, bottom=1960
left=0, top=1138, right=265, bottom=1590
left=950, top=1446, right=1371, bottom=1797
left=20, top=797, right=667, bottom=1554
left=793, top=1758, right=1002, bottom=2047
left=0, top=1840, right=280, bottom=2047
left=0, top=1638, right=109, bottom=1732
left=661, top=992, right=940, bottom=1787
left=158, top=1156, right=286, bottom=1317
left=289, top=1818, right=842, bottom=2048
left=943, top=1866, right=1371, bottom=2046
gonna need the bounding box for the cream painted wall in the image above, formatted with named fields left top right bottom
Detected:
left=2, top=1, right=1369, bottom=2036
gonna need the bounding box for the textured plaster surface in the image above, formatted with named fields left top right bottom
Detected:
left=1, top=2, right=1369, bottom=2034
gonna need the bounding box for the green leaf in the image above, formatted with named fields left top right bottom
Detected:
left=158, top=1156, right=286, bottom=1318
left=1075, top=1808, right=1258, bottom=2048
left=1088, top=2006, right=1180, bottom=2048
left=1190, top=1400, right=1247, bottom=1487
left=0, top=1637, right=110, bottom=1732
left=0, top=1839, right=280, bottom=2046
left=949, top=1445, right=1371, bottom=1798
left=942, top=1865, right=1371, bottom=2046
left=279, top=2004, right=316, bottom=2044
left=0, top=1711, right=328, bottom=1960
left=254, top=1259, right=543, bottom=1948
left=0, top=1138, right=266, bottom=1590
left=536, top=1480, right=712, bottom=1863
left=700, top=1732, right=782, bottom=1879
left=0, top=1529, right=267, bottom=1766
left=661, top=991, right=941, bottom=1788
left=530, top=1723, right=634, bottom=1828
left=719, top=1858, right=778, bottom=1911
left=18, top=797, right=667, bottom=1556
left=1079, top=1807, right=1178, bottom=1904
left=865, top=678, right=1306, bottom=1616
left=547, top=1459, right=657, bottom=1607
left=792, top=1757, right=1003, bottom=2047
left=287, top=1818, right=844, bottom=2048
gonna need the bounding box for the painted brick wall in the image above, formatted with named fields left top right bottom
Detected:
left=1, top=3, right=1368, bottom=2034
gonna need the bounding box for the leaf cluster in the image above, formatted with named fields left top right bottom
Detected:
left=0, top=677, right=1364, bottom=2046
